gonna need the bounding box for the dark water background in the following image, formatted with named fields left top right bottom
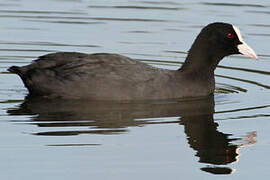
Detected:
left=0, top=0, right=270, bottom=179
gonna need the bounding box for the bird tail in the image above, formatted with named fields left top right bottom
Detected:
left=8, top=66, right=25, bottom=76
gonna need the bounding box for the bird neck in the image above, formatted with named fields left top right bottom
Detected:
left=179, top=41, right=224, bottom=79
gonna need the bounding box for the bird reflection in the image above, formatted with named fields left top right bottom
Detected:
left=181, top=114, right=239, bottom=165
left=7, top=95, right=256, bottom=175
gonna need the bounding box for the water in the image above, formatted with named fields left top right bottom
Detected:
left=0, top=0, right=270, bottom=179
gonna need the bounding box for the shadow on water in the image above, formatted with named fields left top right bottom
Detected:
left=6, top=95, right=256, bottom=175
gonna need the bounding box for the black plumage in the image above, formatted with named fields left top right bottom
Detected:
left=8, top=22, right=257, bottom=100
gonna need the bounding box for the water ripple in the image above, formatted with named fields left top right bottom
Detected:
left=216, top=83, right=247, bottom=93
left=218, top=64, right=270, bottom=75
left=28, top=20, right=105, bottom=24
left=0, top=9, right=87, bottom=15
left=139, top=1, right=182, bottom=5
left=218, top=114, right=270, bottom=121
left=47, top=143, right=101, bottom=147
left=248, top=33, right=270, bottom=37
left=246, top=10, right=270, bottom=15
left=200, top=2, right=265, bottom=8
left=216, top=105, right=270, bottom=114
left=249, top=24, right=270, bottom=27
left=0, top=48, right=56, bottom=53
left=0, top=15, right=171, bottom=22
left=0, top=41, right=100, bottom=48
left=88, top=5, right=186, bottom=11
left=33, top=129, right=127, bottom=136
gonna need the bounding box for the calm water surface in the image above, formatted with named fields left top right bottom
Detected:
left=0, top=0, right=270, bottom=179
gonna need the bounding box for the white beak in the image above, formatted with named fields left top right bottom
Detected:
left=233, top=25, right=258, bottom=59
left=237, top=42, right=258, bottom=59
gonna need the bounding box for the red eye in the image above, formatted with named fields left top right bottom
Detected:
left=227, top=33, right=234, bottom=39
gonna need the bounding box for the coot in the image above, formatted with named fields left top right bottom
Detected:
left=8, top=22, right=257, bottom=100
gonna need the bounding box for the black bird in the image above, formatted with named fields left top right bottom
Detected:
left=8, top=22, right=257, bottom=100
